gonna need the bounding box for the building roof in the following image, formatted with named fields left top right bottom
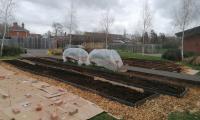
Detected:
left=30, top=33, right=42, bottom=38
left=52, top=34, right=86, bottom=45
left=176, top=26, right=200, bottom=38
left=53, top=32, right=126, bottom=45
left=85, top=32, right=123, bottom=38
left=9, top=22, right=29, bottom=32
left=84, top=32, right=125, bottom=43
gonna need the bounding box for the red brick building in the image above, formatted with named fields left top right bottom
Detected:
left=8, top=22, right=30, bottom=39
left=53, top=32, right=126, bottom=50
left=176, top=26, right=200, bottom=54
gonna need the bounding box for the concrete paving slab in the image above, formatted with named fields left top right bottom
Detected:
left=0, top=65, right=104, bottom=120
left=40, top=86, right=66, bottom=95
left=0, top=112, right=10, bottom=120
left=31, top=81, right=51, bottom=89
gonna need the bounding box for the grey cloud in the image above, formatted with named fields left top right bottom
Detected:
left=152, top=0, right=200, bottom=31
left=23, top=0, right=121, bottom=10
left=22, top=0, right=62, bottom=9
left=75, top=0, right=121, bottom=10
left=152, top=0, right=180, bottom=19
left=13, top=0, right=200, bottom=34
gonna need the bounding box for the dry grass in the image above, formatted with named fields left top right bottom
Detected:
left=1, top=62, right=200, bottom=120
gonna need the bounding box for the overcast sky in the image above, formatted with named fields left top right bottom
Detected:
left=14, top=0, right=200, bottom=35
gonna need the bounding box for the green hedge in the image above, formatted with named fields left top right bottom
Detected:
left=2, top=46, right=24, bottom=56
left=162, top=49, right=197, bottom=61
left=162, top=49, right=181, bottom=61
left=184, top=52, right=197, bottom=58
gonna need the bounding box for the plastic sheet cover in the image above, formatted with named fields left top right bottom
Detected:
left=63, top=48, right=90, bottom=65
left=89, top=49, right=124, bottom=71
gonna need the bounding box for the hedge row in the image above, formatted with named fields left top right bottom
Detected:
left=162, top=49, right=197, bottom=61
left=2, top=46, right=25, bottom=56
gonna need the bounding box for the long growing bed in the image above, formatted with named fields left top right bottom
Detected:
left=23, top=57, right=187, bottom=97
left=4, top=59, right=157, bottom=107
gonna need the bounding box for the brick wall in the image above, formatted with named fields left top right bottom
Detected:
left=8, top=31, right=29, bottom=38
left=184, top=34, right=200, bottom=54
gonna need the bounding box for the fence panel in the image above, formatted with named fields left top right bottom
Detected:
left=0, top=38, right=55, bottom=49
left=109, top=43, right=162, bottom=54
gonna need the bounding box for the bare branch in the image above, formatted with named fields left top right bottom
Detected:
left=174, top=0, right=195, bottom=60
left=0, top=0, right=15, bottom=56
left=141, top=0, right=152, bottom=54
left=52, top=22, right=64, bottom=36
left=142, top=0, right=152, bottom=32
left=65, top=0, right=78, bottom=46
left=99, top=9, right=115, bottom=49
left=175, top=0, right=194, bottom=30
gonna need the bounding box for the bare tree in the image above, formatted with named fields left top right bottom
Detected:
left=100, top=9, right=115, bottom=49
left=132, top=30, right=142, bottom=44
left=52, top=22, right=64, bottom=36
left=174, top=0, right=195, bottom=60
left=141, top=0, right=152, bottom=55
left=0, top=0, right=14, bottom=56
left=65, top=0, right=77, bottom=47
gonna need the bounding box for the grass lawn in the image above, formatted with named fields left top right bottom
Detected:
left=168, top=112, right=200, bottom=120
left=0, top=56, right=20, bottom=60
left=117, top=50, right=162, bottom=61
left=90, top=112, right=117, bottom=120
left=118, top=50, right=200, bottom=75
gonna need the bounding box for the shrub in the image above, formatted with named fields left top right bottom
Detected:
left=162, top=49, right=182, bottom=61
left=2, top=46, right=24, bottom=56
left=184, top=51, right=197, bottom=58
left=162, top=49, right=197, bottom=61
left=48, top=49, right=63, bottom=56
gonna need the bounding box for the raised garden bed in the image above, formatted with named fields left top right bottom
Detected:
left=123, top=58, right=183, bottom=73
left=23, top=57, right=187, bottom=97
left=5, top=60, right=157, bottom=107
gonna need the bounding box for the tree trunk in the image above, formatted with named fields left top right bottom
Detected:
left=0, top=40, right=3, bottom=57
left=142, top=31, right=145, bottom=55
left=0, top=23, right=7, bottom=57
left=105, top=32, right=108, bottom=49
left=69, top=33, right=72, bottom=48
left=181, top=30, right=185, bottom=61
